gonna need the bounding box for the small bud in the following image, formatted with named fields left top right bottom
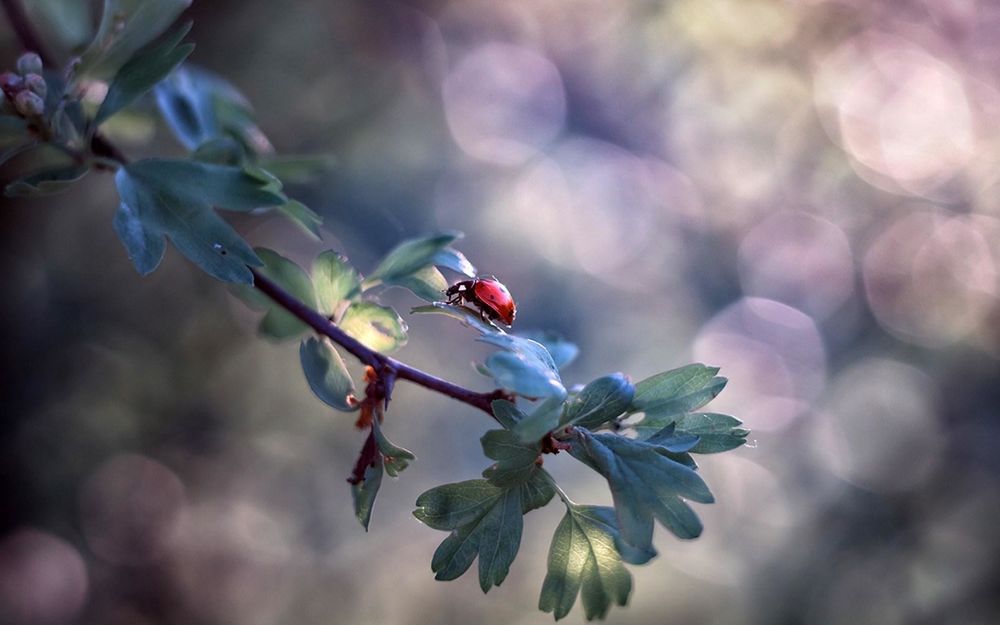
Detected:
left=16, top=52, right=43, bottom=76
left=14, top=90, right=45, bottom=117
left=0, top=71, right=23, bottom=94
left=23, top=73, right=46, bottom=99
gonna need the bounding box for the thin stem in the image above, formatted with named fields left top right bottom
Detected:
left=250, top=268, right=501, bottom=417
left=541, top=469, right=575, bottom=506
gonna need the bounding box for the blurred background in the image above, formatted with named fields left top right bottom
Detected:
left=3, top=0, right=1000, bottom=623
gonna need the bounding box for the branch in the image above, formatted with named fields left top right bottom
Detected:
left=250, top=269, right=502, bottom=417
left=3, top=0, right=499, bottom=418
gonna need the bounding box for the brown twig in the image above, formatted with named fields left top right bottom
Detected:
left=250, top=268, right=501, bottom=417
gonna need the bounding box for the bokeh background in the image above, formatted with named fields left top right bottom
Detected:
left=3, top=0, right=1000, bottom=623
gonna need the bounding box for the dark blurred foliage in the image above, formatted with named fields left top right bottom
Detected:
left=2, top=0, right=1000, bottom=624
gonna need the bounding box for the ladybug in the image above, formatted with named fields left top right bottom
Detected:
left=445, top=276, right=517, bottom=327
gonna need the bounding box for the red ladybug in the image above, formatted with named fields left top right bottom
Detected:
left=445, top=276, right=517, bottom=326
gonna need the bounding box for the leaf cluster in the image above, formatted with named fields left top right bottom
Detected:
left=410, top=359, right=747, bottom=621
left=1, top=4, right=751, bottom=620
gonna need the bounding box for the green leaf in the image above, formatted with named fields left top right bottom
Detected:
left=630, top=364, right=727, bottom=415
left=512, top=395, right=565, bottom=443
left=24, top=0, right=94, bottom=49
left=113, top=159, right=284, bottom=283
left=412, top=303, right=567, bottom=399
left=339, top=302, right=407, bottom=352
left=299, top=337, right=356, bottom=411
left=312, top=251, right=360, bottom=316
left=485, top=350, right=566, bottom=399
left=258, top=153, right=336, bottom=184
left=644, top=423, right=700, bottom=453
left=478, top=333, right=560, bottom=374
left=155, top=64, right=268, bottom=152
left=252, top=249, right=316, bottom=338
left=431, top=247, right=476, bottom=277
left=516, top=331, right=579, bottom=370
left=4, top=164, right=89, bottom=197
left=191, top=136, right=244, bottom=164
left=276, top=199, right=322, bottom=239
left=352, top=452, right=382, bottom=531
left=413, top=472, right=554, bottom=593
left=369, top=231, right=462, bottom=283
left=569, top=429, right=714, bottom=559
left=637, top=413, right=749, bottom=453
left=490, top=399, right=525, bottom=430
left=94, top=21, right=194, bottom=126
left=561, top=374, right=634, bottom=430
left=124, top=159, right=286, bottom=209
left=481, top=430, right=540, bottom=487
left=539, top=505, right=632, bottom=621
left=373, top=418, right=415, bottom=478
left=391, top=265, right=448, bottom=302
left=78, top=0, right=192, bottom=80
left=412, top=302, right=498, bottom=336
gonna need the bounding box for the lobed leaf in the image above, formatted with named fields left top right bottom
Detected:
left=349, top=420, right=414, bottom=531
left=94, top=21, right=194, bottom=126
left=299, top=337, right=356, bottom=411
left=113, top=159, right=284, bottom=283
left=413, top=472, right=554, bottom=593
left=373, top=417, right=415, bottom=478
left=481, top=429, right=540, bottom=487
left=539, top=505, right=632, bottom=621
left=630, top=364, right=727, bottom=416
left=569, top=429, right=714, bottom=561
left=637, top=412, right=749, bottom=453
left=645, top=423, right=700, bottom=453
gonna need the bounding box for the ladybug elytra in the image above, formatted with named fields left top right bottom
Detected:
left=445, top=276, right=516, bottom=327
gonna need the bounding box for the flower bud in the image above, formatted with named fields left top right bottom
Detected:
left=0, top=71, right=23, bottom=93
left=14, top=90, right=45, bottom=117
left=23, top=73, right=46, bottom=99
left=16, top=52, right=43, bottom=76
